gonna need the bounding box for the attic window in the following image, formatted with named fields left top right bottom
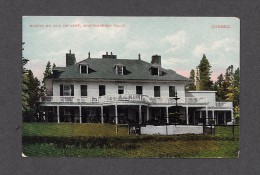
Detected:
left=149, top=64, right=162, bottom=76
left=114, top=64, right=125, bottom=75
left=151, top=67, right=159, bottom=76
left=80, top=64, right=88, bottom=74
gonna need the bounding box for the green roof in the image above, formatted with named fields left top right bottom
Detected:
left=50, top=58, right=191, bottom=82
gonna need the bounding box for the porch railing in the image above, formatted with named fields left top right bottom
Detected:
left=40, top=95, right=208, bottom=105
left=40, top=96, right=100, bottom=103
left=215, top=101, right=233, bottom=108
left=103, top=94, right=146, bottom=103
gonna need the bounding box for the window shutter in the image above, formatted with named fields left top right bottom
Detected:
left=60, top=84, right=63, bottom=96
left=70, top=85, right=74, bottom=96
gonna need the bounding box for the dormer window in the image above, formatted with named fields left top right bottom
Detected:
left=149, top=64, right=161, bottom=76
left=151, top=67, right=159, bottom=75
left=80, top=63, right=88, bottom=74
left=114, top=64, right=125, bottom=75
left=118, top=66, right=123, bottom=75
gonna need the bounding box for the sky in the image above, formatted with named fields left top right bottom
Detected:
left=23, top=16, right=240, bottom=82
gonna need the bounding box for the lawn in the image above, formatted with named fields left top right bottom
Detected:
left=22, top=123, right=239, bottom=158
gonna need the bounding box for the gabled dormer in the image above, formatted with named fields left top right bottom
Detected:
left=79, top=63, right=89, bottom=74
left=149, top=55, right=165, bottom=76
left=149, top=64, right=161, bottom=76
left=113, top=63, right=125, bottom=75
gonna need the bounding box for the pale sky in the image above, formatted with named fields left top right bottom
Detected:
left=23, top=16, right=240, bottom=82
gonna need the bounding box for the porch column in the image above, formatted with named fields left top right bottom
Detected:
left=216, top=112, right=218, bottom=125
left=186, top=106, right=189, bottom=125
left=139, top=105, right=142, bottom=123
left=101, top=106, right=104, bottom=124
left=166, top=106, right=169, bottom=123
left=224, top=111, right=227, bottom=125
left=193, top=110, right=196, bottom=124
left=79, top=106, right=82, bottom=123
left=115, top=105, right=118, bottom=124
left=146, top=107, right=149, bottom=121
left=200, top=110, right=202, bottom=118
left=206, top=106, right=209, bottom=125
left=213, top=110, right=216, bottom=125
left=57, top=106, right=60, bottom=123
left=231, top=109, right=234, bottom=124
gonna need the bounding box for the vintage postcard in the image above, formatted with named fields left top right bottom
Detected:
left=22, top=16, right=240, bottom=158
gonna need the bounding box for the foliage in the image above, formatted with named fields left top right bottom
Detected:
left=22, top=42, right=44, bottom=119
left=42, top=61, right=56, bottom=95
left=198, top=54, right=213, bottom=90
left=43, top=61, right=52, bottom=79
left=22, top=42, right=30, bottom=114
left=213, top=65, right=240, bottom=121
left=188, top=69, right=196, bottom=90
left=23, top=70, right=44, bottom=121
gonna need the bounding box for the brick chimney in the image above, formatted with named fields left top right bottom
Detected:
left=66, top=50, right=76, bottom=67
left=102, top=51, right=117, bottom=59
left=151, top=55, right=161, bottom=66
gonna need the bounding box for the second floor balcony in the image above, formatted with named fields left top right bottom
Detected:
left=39, top=94, right=210, bottom=106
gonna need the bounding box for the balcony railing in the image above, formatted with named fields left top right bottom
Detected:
left=215, top=101, right=233, bottom=108
left=40, top=95, right=208, bottom=105
left=40, top=96, right=100, bottom=103
left=104, top=94, right=145, bottom=103
left=185, top=97, right=208, bottom=105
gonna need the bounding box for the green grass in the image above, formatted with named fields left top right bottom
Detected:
left=23, top=123, right=129, bottom=137
left=22, top=123, right=239, bottom=158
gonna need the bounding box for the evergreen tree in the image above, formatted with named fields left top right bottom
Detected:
left=43, top=61, right=52, bottom=79
left=22, top=42, right=30, bottom=114
left=27, top=70, right=43, bottom=117
left=188, top=69, right=196, bottom=90
left=233, top=68, right=240, bottom=107
left=22, top=69, right=30, bottom=114
left=52, top=63, right=56, bottom=69
left=215, top=74, right=225, bottom=100
left=198, top=54, right=213, bottom=90
left=42, top=61, right=54, bottom=95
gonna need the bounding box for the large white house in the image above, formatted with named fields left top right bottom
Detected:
left=39, top=51, right=234, bottom=125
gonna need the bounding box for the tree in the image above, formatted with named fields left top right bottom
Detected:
left=188, top=69, right=196, bottom=90
left=52, top=63, right=56, bottom=69
left=215, top=74, right=225, bottom=100
left=43, top=61, right=52, bottom=79
left=22, top=42, right=30, bottom=114
left=42, top=61, right=54, bottom=95
left=198, top=54, right=213, bottom=90
left=22, top=69, right=30, bottom=114
left=26, top=70, right=43, bottom=118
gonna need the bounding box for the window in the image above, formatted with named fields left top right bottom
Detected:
left=154, top=86, right=160, bottom=97
left=99, top=85, right=106, bottom=96
left=81, top=65, right=87, bottom=73
left=151, top=67, right=159, bottom=76
left=118, top=66, right=123, bottom=75
left=118, top=86, right=124, bottom=94
left=81, top=85, right=88, bottom=96
left=169, top=86, right=175, bottom=97
left=136, top=86, right=143, bottom=95
left=60, top=84, right=74, bottom=96
left=114, top=64, right=125, bottom=75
